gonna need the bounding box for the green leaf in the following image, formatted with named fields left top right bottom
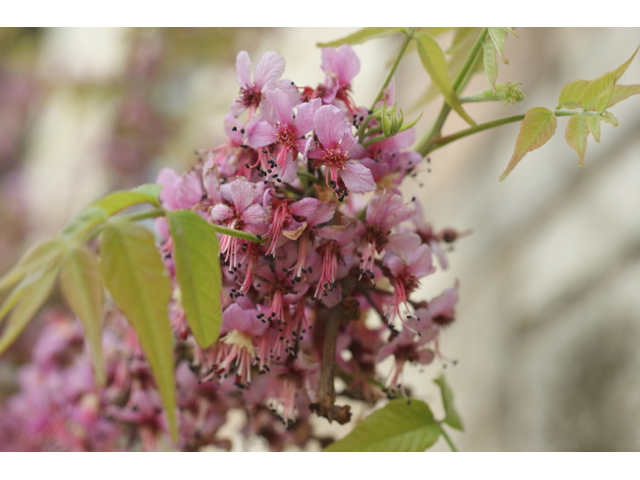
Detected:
left=607, top=84, right=640, bottom=108
left=209, top=224, right=263, bottom=243
left=488, top=27, right=517, bottom=65
left=446, top=27, right=480, bottom=54
left=168, top=210, right=222, bottom=348
left=581, top=47, right=639, bottom=111
left=601, top=111, right=619, bottom=127
left=557, top=79, right=590, bottom=109
left=0, top=237, right=66, bottom=292
left=0, top=266, right=58, bottom=355
left=91, top=184, right=162, bottom=216
left=434, top=374, right=464, bottom=431
left=60, top=206, right=109, bottom=240
left=59, top=245, right=106, bottom=387
left=483, top=40, right=498, bottom=94
left=586, top=114, right=601, bottom=143
left=594, top=84, right=616, bottom=114
left=500, top=107, right=557, bottom=181
left=324, top=399, right=442, bottom=452
left=317, top=28, right=404, bottom=48
left=415, top=33, right=476, bottom=126
left=99, top=220, right=177, bottom=441
left=565, top=114, right=590, bottom=166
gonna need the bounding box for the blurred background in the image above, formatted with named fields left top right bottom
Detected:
left=1, top=27, right=639, bottom=451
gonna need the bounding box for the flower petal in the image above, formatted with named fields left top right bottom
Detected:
left=246, top=120, right=277, bottom=149
left=265, top=89, right=293, bottom=126
left=235, top=51, right=252, bottom=87
left=314, top=105, right=348, bottom=149
left=294, top=98, right=322, bottom=136
left=253, top=52, right=285, bottom=90
left=340, top=162, right=376, bottom=194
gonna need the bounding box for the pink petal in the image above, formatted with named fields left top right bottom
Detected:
left=157, top=168, right=179, bottom=210
left=209, top=204, right=234, bottom=223
left=235, top=51, right=252, bottom=87
left=383, top=254, right=405, bottom=278
left=294, top=98, right=322, bottom=136
left=416, top=349, right=435, bottom=365
left=407, top=244, right=435, bottom=278
left=314, top=105, right=347, bottom=149
left=340, top=162, right=376, bottom=194
left=387, top=232, right=421, bottom=258
left=242, top=204, right=268, bottom=234
left=229, top=178, right=256, bottom=213
left=253, top=51, right=285, bottom=90
left=265, top=89, right=293, bottom=126
left=246, top=121, right=277, bottom=149
left=290, top=198, right=335, bottom=226
left=273, top=78, right=301, bottom=107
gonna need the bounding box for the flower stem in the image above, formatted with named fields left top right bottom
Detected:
left=414, top=28, right=488, bottom=156
left=358, top=28, right=416, bottom=141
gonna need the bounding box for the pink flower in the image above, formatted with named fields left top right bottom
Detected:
left=317, top=45, right=361, bottom=115
left=157, top=168, right=203, bottom=211
left=308, top=105, right=376, bottom=199
left=230, top=51, right=298, bottom=119
left=247, top=90, right=321, bottom=183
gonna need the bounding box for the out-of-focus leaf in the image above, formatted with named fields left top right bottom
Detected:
left=168, top=210, right=222, bottom=348
left=434, top=374, right=464, bottom=431
left=557, top=79, right=590, bottom=109
left=317, top=28, right=404, bottom=48
left=500, top=107, right=557, bottom=181
left=446, top=27, right=479, bottom=53
left=581, top=47, right=639, bottom=111
left=0, top=237, right=65, bottom=292
left=99, top=220, right=176, bottom=441
left=483, top=40, right=498, bottom=93
left=0, top=267, right=58, bottom=355
left=586, top=115, right=601, bottom=143
left=91, top=184, right=162, bottom=215
left=60, top=206, right=109, bottom=240
left=488, top=27, right=517, bottom=64
left=607, top=84, right=640, bottom=108
left=324, top=399, right=441, bottom=452
left=462, top=82, right=525, bottom=106
left=601, top=111, right=619, bottom=127
left=565, top=114, right=590, bottom=166
left=59, top=245, right=105, bottom=386
left=415, top=32, right=475, bottom=126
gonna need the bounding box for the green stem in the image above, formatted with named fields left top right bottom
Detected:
left=423, top=110, right=580, bottom=155
left=414, top=28, right=488, bottom=156
left=440, top=426, right=458, bottom=452
left=209, top=224, right=265, bottom=244
left=358, top=27, right=415, bottom=141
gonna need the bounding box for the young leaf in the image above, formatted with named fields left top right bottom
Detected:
left=601, top=111, right=619, bottom=127
left=60, top=206, right=109, bottom=240
left=446, top=27, right=480, bottom=54
left=500, top=107, right=557, bottom=181
left=607, top=84, right=640, bottom=108
left=99, top=220, right=177, bottom=441
left=488, top=27, right=517, bottom=65
left=59, top=245, right=106, bottom=387
left=586, top=114, right=602, bottom=143
left=581, top=47, right=639, bottom=111
left=324, top=399, right=442, bottom=452
left=316, top=28, right=403, bottom=48
left=91, top=184, right=162, bottom=216
left=0, top=237, right=65, bottom=292
left=565, top=114, right=590, bottom=166
left=556, top=79, right=590, bottom=109
left=434, top=374, right=464, bottom=431
left=0, top=267, right=58, bottom=355
left=168, top=210, right=222, bottom=348
left=415, top=32, right=476, bottom=126
left=594, top=84, right=616, bottom=114
left=483, top=39, right=498, bottom=94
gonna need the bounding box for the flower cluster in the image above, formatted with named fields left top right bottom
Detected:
left=0, top=45, right=462, bottom=451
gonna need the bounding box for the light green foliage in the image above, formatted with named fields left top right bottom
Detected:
left=463, top=82, right=525, bottom=106
left=601, top=111, right=619, bottom=126
left=586, top=114, right=601, bottom=143
left=557, top=79, right=591, bottom=109
left=0, top=267, right=58, bottom=355
left=316, top=28, right=404, bottom=48
left=434, top=374, right=464, bottom=431
left=415, top=32, right=476, bottom=126
left=324, top=399, right=441, bottom=452
left=580, top=47, right=638, bottom=111
left=59, top=245, right=106, bottom=386
left=607, top=84, right=640, bottom=108
left=0, top=237, right=65, bottom=292
left=488, top=27, right=517, bottom=64
left=99, top=220, right=177, bottom=441
left=500, top=107, right=557, bottom=181
left=483, top=39, right=498, bottom=93
left=168, top=210, right=222, bottom=348
left=91, top=183, right=162, bottom=215
left=565, top=114, right=590, bottom=166
left=60, top=206, right=109, bottom=240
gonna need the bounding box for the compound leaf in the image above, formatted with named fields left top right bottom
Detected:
left=557, top=79, right=590, bottom=110
left=324, top=399, right=441, bottom=452
left=434, top=374, right=464, bottom=431
left=500, top=107, right=557, bottom=181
